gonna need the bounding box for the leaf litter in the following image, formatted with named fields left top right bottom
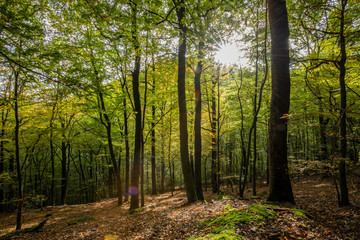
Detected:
left=0, top=176, right=359, bottom=239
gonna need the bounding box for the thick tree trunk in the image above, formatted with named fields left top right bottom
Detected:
left=130, top=54, right=141, bottom=210
left=130, top=2, right=142, bottom=211
left=175, top=0, right=197, bottom=203
left=267, top=0, right=294, bottom=203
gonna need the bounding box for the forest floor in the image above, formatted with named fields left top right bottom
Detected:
left=0, top=176, right=360, bottom=239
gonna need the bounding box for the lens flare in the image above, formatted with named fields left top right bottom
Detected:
left=128, top=187, right=138, bottom=196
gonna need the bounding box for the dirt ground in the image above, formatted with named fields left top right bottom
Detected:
left=0, top=176, right=359, bottom=239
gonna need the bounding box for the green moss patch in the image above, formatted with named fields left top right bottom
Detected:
left=191, top=229, right=241, bottom=240
left=68, top=216, right=95, bottom=226
left=292, top=208, right=311, bottom=220
left=206, top=204, right=276, bottom=233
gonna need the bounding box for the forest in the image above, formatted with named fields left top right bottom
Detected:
left=0, top=0, right=360, bottom=239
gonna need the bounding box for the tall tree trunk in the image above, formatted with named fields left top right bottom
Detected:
left=14, top=71, right=22, bottom=230
left=130, top=4, right=142, bottom=210
left=0, top=105, right=9, bottom=212
left=338, top=0, right=349, bottom=206
left=123, top=97, right=130, bottom=202
left=168, top=111, right=173, bottom=196
left=194, top=41, right=204, bottom=200
left=252, top=9, right=260, bottom=197
left=98, top=90, right=122, bottom=205
left=151, top=78, right=157, bottom=195
left=267, top=0, right=294, bottom=203
left=217, top=66, right=221, bottom=192
left=49, top=102, right=56, bottom=206
left=175, top=0, right=197, bottom=203
left=60, top=122, right=67, bottom=205
left=161, top=134, right=165, bottom=193
left=140, top=134, right=144, bottom=207
left=318, top=98, right=329, bottom=161
left=211, top=67, right=218, bottom=193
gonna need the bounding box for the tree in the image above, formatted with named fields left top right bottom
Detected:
left=337, top=0, right=349, bottom=206
left=174, top=0, right=197, bottom=203
left=267, top=0, right=295, bottom=203
left=130, top=2, right=142, bottom=211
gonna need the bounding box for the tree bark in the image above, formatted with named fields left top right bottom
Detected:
left=151, top=76, right=157, bottom=195
left=194, top=41, right=204, bottom=200
left=98, top=90, right=122, bottom=205
left=60, top=129, right=67, bottom=205
left=338, top=0, right=349, bottom=206
left=211, top=67, right=218, bottom=193
left=175, top=0, right=197, bottom=203
left=123, top=96, right=130, bottom=202
left=0, top=97, right=9, bottom=212
left=49, top=102, right=56, bottom=206
left=14, top=71, right=22, bottom=230
left=267, top=0, right=294, bottom=203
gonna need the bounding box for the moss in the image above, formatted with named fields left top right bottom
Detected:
left=292, top=209, right=311, bottom=220
left=205, top=204, right=276, bottom=233
left=131, top=203, right=158, bottom=213
left=190, top=229, right=241, bottom=240
left=68, top=216, right=95, bottom=226
left=216, top=190, right=230, bottom=201
left=104, top=235, right=117, bottom=240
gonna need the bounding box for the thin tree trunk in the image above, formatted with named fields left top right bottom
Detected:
left=252, top=9, right=260, bottom=197
left=140, top=133, right=144, bottom=207
left=49, top=102, right=56, bottom=205
left=60, top=122, right=67, bottom=205
left=217, top=66, right=221, bottom=192
left=211, top=67, right=218, bottom=193
left=123, top=97, right=130, bottom=202
left=168, top=111, right=173, bottom=196
left=14, top=71, right=22, bottom=230
left=151, top=75, right=157, bottom=195
left=98, top=87, right=122, bottom=205
left=194, top=43, right=204, bottom=199
left=0, top=105, right=9, bottom=212
left=338, top=0, right=349, bottom=206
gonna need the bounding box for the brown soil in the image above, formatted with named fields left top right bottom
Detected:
left=0, top=176, right=359, bottom=239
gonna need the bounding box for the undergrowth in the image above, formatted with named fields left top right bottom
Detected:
left=190, top=203, right=277, bottom=240
left=190, top=202, right=312, bottom=239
